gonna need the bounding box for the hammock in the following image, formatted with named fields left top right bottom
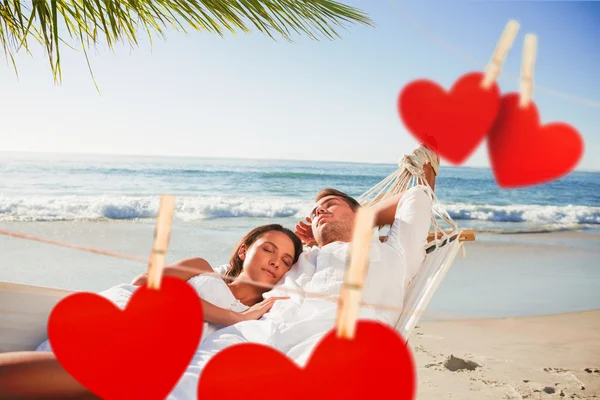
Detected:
left=356, top=145, right=472, bottom=339
left=0, top=281, right=71, bottom=353
left=0, top=145, right=472, bottom=353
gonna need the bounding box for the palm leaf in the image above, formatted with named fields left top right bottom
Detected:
left=0, top=0, right=373, bottom=85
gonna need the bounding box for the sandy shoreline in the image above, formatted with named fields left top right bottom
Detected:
left=412, top=310, right=600, bottom=399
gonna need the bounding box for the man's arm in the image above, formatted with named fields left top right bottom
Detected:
left=384, top=186, right=433, bottom=283
left=372, top=193, right=404, bottom=227
left=373, top=162, right=436, bottom=228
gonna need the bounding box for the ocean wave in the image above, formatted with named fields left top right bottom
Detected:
left=445, top=203, right=600, bottom=225
left=0, top=195, right=308, bottom=222
left=1, top=196, right=598, bottom=230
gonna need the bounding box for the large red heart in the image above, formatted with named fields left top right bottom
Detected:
left=48, top=277, right=203, bottom=400
left=487, top=93, right=584, bottom=188
left=198, top=321, right=416, bottom=399
left=398, top=72, right=501, bottom=165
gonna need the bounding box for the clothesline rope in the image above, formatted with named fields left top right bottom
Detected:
left=0, top=227, right=591, bottom=343
left=0, top=228, right=147, bottom=263
left=386, top=0, right=600, bottom=110
left=0, top=226, right=456, bottom=319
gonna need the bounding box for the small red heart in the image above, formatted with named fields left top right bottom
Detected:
left=198, top=321, right=416, bottom=399
left=48, top=277, right=203, bottom=400
left=487, top=93, right=584, bottom=188
left=398, top=72, right=501, bottom=164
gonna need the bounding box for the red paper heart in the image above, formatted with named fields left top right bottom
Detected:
left=48, top=277, right=203, bottom=400
left=198, top=321, right=416, bottom=400
left=398, top=72, right=501, bottom=164
left=487, top=93, right=584, bottom=188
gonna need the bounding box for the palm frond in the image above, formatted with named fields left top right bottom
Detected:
left=0, top=0, right=374, bottom=85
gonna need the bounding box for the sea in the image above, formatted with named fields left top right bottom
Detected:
left=1, top=152, right=599, bottom=319
left=1, top=152, right=599, bottom=233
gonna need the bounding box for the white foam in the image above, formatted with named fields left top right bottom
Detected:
left=445, top=203, right=600, bottom=225
left=1, top=195, right=598, bottom=230
left=0, top=195, right=310, bottom=222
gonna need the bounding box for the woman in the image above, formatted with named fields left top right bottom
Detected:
left=0, top=224, right=303, bottom=399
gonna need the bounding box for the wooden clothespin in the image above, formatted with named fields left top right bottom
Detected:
left=146, top=195, right=176, bottom=290
left=519, top=34, right=538, bottom=108
left=481, top=20, right=521, bottom=89
left=335, top=207, right=376, bottom=340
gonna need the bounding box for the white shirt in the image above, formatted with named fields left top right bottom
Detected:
left=263, top=185, right=433, bottom=326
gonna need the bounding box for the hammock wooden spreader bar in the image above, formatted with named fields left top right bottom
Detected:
left=380, top=229, right=476, bottom=244
left=386, top=230, right=475, bottom=255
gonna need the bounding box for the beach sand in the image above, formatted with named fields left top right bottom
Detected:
left=412, top=310, right=600, bottom=399
left=1, top=222, right=599, bottom=398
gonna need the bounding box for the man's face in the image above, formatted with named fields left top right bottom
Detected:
left=310, top=195, right=357, bottom=246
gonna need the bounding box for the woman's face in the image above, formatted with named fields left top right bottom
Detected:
left=239, top=231, right=296, bottom=286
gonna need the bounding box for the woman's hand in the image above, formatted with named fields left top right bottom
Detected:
left=238, top=296, right=290, bottom=321
left=295, top=217, right=317, bottom=246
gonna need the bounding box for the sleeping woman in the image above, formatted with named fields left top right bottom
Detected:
left=0, top=223, right=302, bottom=399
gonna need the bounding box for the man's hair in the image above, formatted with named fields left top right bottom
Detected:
left=315, top=188, right=360, bottom=212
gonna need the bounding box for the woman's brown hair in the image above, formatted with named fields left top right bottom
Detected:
left=225, top=224, right=303, bottom=281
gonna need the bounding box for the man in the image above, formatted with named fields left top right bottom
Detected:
left=167, top=145, right=438, bottom=399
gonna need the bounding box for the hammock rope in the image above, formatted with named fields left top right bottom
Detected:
left=354, top=144, right=468, bottom=337
left=359, top=144, right=457, bottom=240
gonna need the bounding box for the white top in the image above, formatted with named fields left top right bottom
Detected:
left=35, top=271, right=248, bottom=352
left=187, top=273, right=249, bottom=341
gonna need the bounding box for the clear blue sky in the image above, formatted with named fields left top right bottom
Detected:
left=1, top=0, right=599, bottom=170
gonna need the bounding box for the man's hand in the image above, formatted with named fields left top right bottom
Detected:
left=295, top=217, right=317, bottom=246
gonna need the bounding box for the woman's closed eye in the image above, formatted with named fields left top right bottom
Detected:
left=263, top=244, right=292, bottom=267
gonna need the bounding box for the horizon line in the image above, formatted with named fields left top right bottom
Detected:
left=0, top=149, right=598, bottom=173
